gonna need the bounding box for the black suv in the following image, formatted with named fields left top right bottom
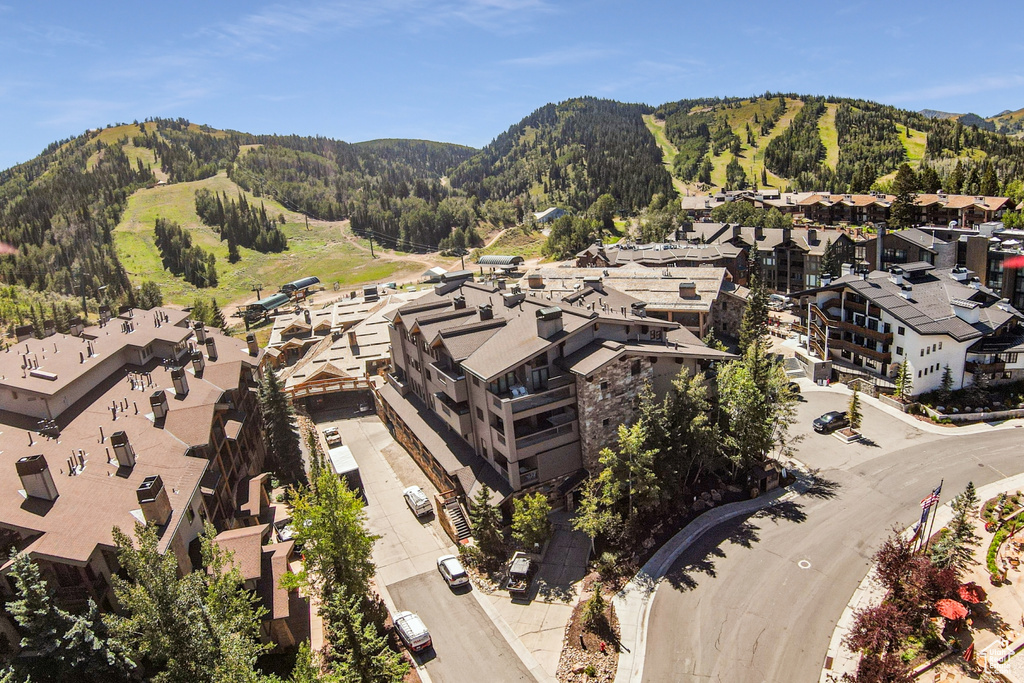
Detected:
left=813, top=410, right=849, bottom=433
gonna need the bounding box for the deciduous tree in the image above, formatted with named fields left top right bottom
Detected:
left=512, top=493, right=552, bottom=550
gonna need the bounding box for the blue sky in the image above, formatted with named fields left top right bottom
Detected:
left=2, top=0, right=1023, bottom=170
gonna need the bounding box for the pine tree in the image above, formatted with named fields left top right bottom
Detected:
left=820, top=238, right=840, bottom=280
left=107, top=522, right=269, bottom=683
left=938, top=365, right=954, bottom=405
left=889, top=163, right=919, bottom=228
left=581, top=582, right=607, bottom=630
left=469, top=484, right=506, bottom=564
left=893, top=361, right=913, bottom=402
left=931, top=482, right=980, bottom=575
left=5, top=552, right=134, bottom=681
left=848, top=389, right=863, bottom=431
left=209, top=299, right=226, bottom=330
left=258, top=366, right=306, bottom=485
left=739, top=255, right=768, bottom=354
left=321, top=589, right=408, bottom=683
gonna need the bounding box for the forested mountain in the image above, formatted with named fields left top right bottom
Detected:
left=650, top=94, right=1024, bottom=198
left=448, top=97, right=675, bottom=214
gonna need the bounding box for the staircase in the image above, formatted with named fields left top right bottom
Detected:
left=445, top=499, right=472, bottom=542
left=783, top=357, right=806, bottom=378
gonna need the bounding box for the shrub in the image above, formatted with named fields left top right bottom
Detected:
left=584, top=664, right=597, bottom=677
left=458, top=543, right=483, bottom=568
left=595, top=551, right=619, bottom=579
left=582, top=583, right=608, bottom=630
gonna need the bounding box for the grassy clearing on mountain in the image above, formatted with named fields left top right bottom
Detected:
left=819, top=103, right=840, bottom=169
left=472, top=227, right=547, bottom=261
left=897, top=124, right=927, bottom=163
left=114, top=172, right=414, bottom=306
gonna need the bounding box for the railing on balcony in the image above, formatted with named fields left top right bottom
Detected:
left=966, top=360, right=1005, bottom=373
left=519, top=468, right=539, bottom=485
left=287, top=374, right=373, bottom=398
left=829, top=338, right=891, bottom=364
left=489, top=374, right=576, bottom=414
left=431, top=361, right=465, bottom=384
left=515, top=422, right=574, bottom=450
left=434, top=391, right=469, bottom=416
left=492, top=426, right=506, bottom=447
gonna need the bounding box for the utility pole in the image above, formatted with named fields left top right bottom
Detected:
left=251, top=284, right=263, bottom=300
left=305, top=215, right=309, bottom=231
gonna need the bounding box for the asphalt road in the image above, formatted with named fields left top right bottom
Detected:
left=641, top=392, right=1024, bottom=683
left=389, top=573, right=537, bottom=683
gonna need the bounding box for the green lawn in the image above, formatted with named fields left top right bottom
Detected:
left=114, top=172, right=418, bottom=306
left=897, top=124, right=927, bottom=163
left=472, top=228, right=548, bottom=261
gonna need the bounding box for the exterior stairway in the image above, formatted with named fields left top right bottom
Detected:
left=445, top=498, right=471, bottom=542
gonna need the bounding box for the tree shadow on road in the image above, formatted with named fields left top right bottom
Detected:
left=803, top=473, right=841, bottom=499
left=661, top=498, right=811, bottom=593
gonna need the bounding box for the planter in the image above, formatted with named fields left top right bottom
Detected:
left=832, top=428, right=862, bottom=444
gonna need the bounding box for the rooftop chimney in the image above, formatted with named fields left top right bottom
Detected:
left=732, top=224, right=742, bottom=240
left=841, top=263, right=854, bottom=277
left=246, top=332, right=259, bottom=356
left=453, top=295, right=466, bottom=310
left=527, top=273, right=543, bottom=289
left=204, top=337, right=217, bottom=362
left=192, top=320, right=207, bottom=344
left=171, top=367, right=189, bottom=396
left=110, top=431, right=136, bottom=468
left=479, top=304, right=494, bottom=321
left=807, top=228, right=817, bottom=243
left=951, top=298, right=982, bottom=324
left=347, top=329, right=358, bottom=347
left=754, top=226, right=764, bottom=241
left=303, top=309, right=311, bottom=325
left=99, top=305, right=112, bottom=324
left=191, top=349, right=205, bottom=376
left=536, top=307, right=563, bottom=339
left=150, top=390, right=168, bottom=420
left=949, top=266, right=970, bottom=283
left=678, top=281, right=697, bottom=299
left=16, top=455, right=58, bottom=501
left=822, top=273, right=833, bottom=287
left=136, top=475, right=172, bottom=527
left=889, top=267, right=905, bottom=286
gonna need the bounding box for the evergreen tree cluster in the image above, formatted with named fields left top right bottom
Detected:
left=764, top=97, right=826, bottom=179
left=709, top=201, right=793, bottom=229
left=0, top=137, right=151, bottom=298
left=450, top=97, right=674, bottom=214
left=153, top=217, right=218, bottom=288
left=834, top=102, right=906, bottom=191
left=194, top=188, right=288, bottom=254
left=132, top=118, right=241, bottom=182
left=542, top=214, right=601, bottom=260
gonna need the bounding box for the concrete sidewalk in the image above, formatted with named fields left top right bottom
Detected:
left=612, top=469, right=814, bottom=683
left=819, top=472, right=1024, bottom=683
left=795, top=378, right=1024, bottom=437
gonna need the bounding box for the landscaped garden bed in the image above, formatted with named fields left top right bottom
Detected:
left=556, top=573, right=619, bottom=682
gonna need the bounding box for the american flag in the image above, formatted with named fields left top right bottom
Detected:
left=920, top=483, right=942, bottom=509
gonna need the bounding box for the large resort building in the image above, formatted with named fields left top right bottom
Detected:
left=793, top=264, right=1024, bottom=394
left=0, top=306, right=305, bottom=650
left=377, top=273, right=734, bottom=522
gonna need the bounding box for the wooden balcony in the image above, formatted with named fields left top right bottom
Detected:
left=829, top=338, right=891, bottom=364
left=966, top=361, right=1005, bottom=374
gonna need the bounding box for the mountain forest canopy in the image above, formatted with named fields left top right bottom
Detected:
left=5, top=95, right=1024, bottom=308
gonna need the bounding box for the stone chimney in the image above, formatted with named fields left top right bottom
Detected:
left=807, top=228, right=817, bottom=243
left=171, top=367, right=189, bottom=396
left=150, top=390, right=168, bottom=420
left=204, top=337, right=218, bottom=362
left=191, top=348, right=205, bottom=376
left=246, top=332, right=259, bottom=356
left=136, top=475, right=172, bottom=527
left=16, top=455, right=58, bottom=501
left=536, top=307, right=563, bottom=339
left=678, top=281, right=697, bottom=299
left=110, top=431, right=136, bottom=468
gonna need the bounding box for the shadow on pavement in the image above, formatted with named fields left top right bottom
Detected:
left=803, top=473, right=842, bottom=499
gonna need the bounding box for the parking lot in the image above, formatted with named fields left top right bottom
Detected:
left=311, top=403, right=542, bottom=682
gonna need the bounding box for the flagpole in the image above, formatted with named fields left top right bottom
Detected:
left=922, top=479, right=943, bottom=554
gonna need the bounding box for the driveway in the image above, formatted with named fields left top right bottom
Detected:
left=639, top=403, right=1024, bottom=682
left=315, top=411, right=545, bottom=682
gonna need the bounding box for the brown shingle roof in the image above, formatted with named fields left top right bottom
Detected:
left=213, top=524, right=269, bottom=581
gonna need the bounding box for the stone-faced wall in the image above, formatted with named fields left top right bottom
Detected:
left=576, top=355, right=654, bottom=473
left=713, top=291, right=746, bottom=340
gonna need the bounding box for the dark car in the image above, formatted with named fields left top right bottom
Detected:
left=813, top=410, right=849, bottom=433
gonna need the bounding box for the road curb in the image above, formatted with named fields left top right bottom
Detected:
left=818, top=471, right=1024, bottom=682
left=470, top=589, right=552, bottom=682
left=613, top=468, right=813, bottom=683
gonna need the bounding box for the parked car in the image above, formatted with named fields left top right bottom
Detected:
left=322, top=427, right=342, bottom=447
left=813, top=410, right=849, bottom=433
left=436, top=554, right=470, bottom=588
left=768, top=294, right=790, bottom=312
left=393, top=611, right=431, bottom=652
left=403, top=485, right=432, bottom=517
left=505, top=551, right=533, bottom=596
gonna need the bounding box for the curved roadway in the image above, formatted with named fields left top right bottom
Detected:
left=641, top=389, right=1024, bottom=683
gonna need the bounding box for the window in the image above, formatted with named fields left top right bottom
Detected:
left=602, top=418, right=610, bottom=427
left=918, top=371, right=922, bottom=378
left=897, top=326, right=905, bottom=336
left=932, top=344, right=937, bottom=353
left=920, top=350, right=924, bottom=357
left=185, top=505, right=195, bottom=525
left=600, top=381, right=608, bottom=392
left=426, top=370, right=432, bottom=382
left=896, top=347, right=904, bottom=356
left=10, top=391, right=16, bottom=400
left=630, top=359, right=642, bottom=376
left=650, top=328, right=663, bottom=341
left=938, top=342, right=942, bottom=350
left=472, top=376, right=479, bottom=386
left=476, top=407, right=484, bottom=422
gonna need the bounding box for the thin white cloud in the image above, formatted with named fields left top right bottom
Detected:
left=886, top=75, right=1024, bottom=104
left=503, top=46, right=615, bottom=68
